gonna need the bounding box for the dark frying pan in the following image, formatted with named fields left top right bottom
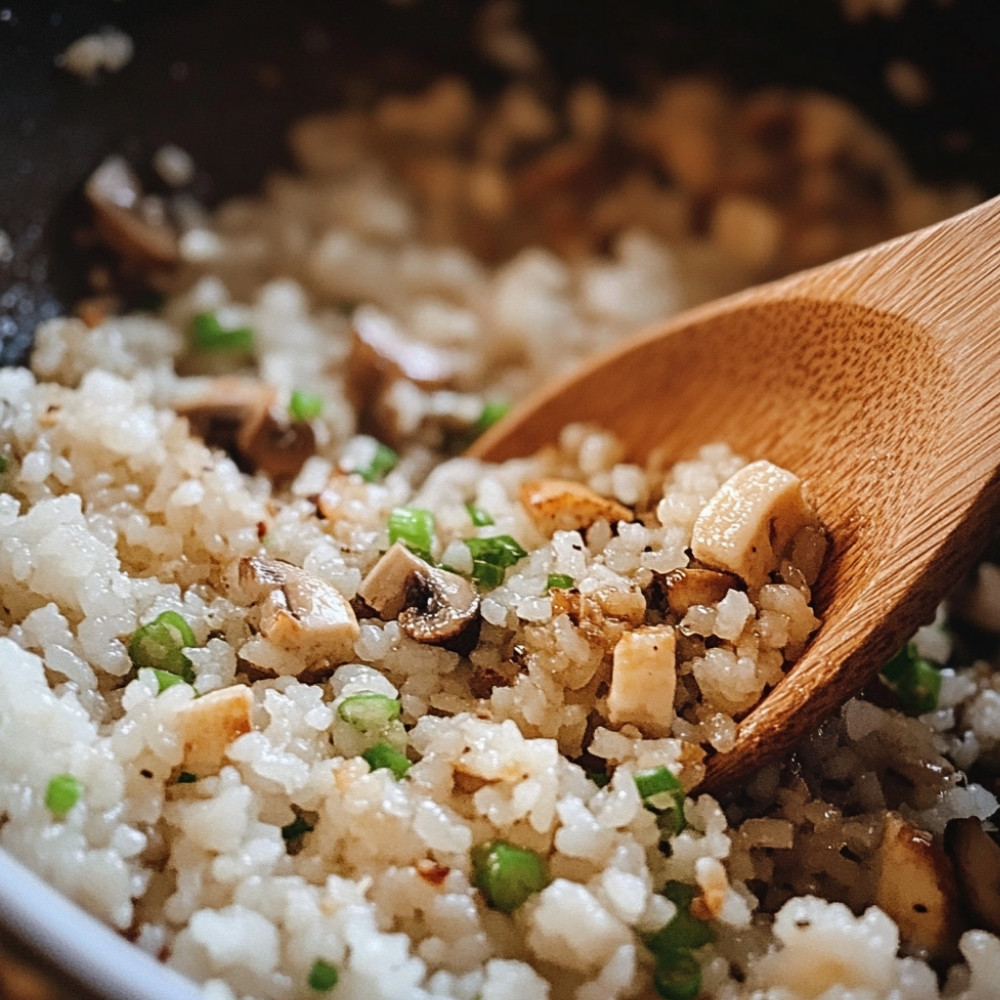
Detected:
left=0, top=2, right=998, bottom=997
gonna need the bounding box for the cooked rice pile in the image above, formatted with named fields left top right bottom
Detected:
left=3, top=72, right=1000, bottom=1000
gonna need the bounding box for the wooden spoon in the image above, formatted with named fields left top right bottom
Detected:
left=470, top=195, right=1000, bottom=792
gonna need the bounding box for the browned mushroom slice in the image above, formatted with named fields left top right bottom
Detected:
left=240, top=557, right=360, bottom=666
left=357, top=542, right=480, bottom=651
left=875, top=814, right=962, bottom=958
left=518, top=478, right=634, bottom=537
left=945, top=816, right=1000, bottom=935
left=175, top=378, right=315, bottom=480
left=347, top=306, right=461, bottom=400
left=85, top=156, right=180, bottom=267
left=235, top=404, right=316, bottom=481
left=175, top=377, right=275, bottom=455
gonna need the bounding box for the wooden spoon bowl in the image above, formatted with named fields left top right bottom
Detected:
left=471, top=196, right=1000, bottom=791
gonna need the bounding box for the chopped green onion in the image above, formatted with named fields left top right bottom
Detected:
left=307, top=958, right=339, bottom=992
left=128, top=611, right=197, bottom=683
left=45, top=773, right=83, bottom=817
left=388, top=506, right=435, bottom=562
left=152, top=668, right=189, bottom=693
left=465, top=502, right=494, bottom=527
left=587, top=769, right=610, bottom=788
left=634, top=766, right=687, bottom=835
left=0, top=456, right=8, bottom=474
left=652, top=951, right=702, bottom=1000
left=645, top=881, right=713, bottom=1000
left=176, top=772, right=198, bottom=784
left=281, top=815, right=315, bottom=842
left=190, top=311, right=254, bottom=352
left=473, top=400, right=510, bottom=435
left=338, top=693, right=402, bottom=734
left=289, top=388, right=323, bottom=422
left=362, top=742, right=411, bottom=779
left=464, top=535, right=527, bottom=587
left=880, top=642, right=942, bottom=715
left=470, top=839, right=549, bottom=913
left=356, top=441, right=398, bottom=483
left=546, top=573, right=575, bottom=592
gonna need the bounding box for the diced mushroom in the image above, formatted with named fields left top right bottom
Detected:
left=658, top=567, right=743, bottom=616
left=175, top=685, right=254, bottom=776
left=607, top=624, right=676, bottom=737
left=875, top=814, right=962, bottom=958
left=519, top=478, right=634, bottom=537
left=235, top=404, right=316, bottom=481
left=945, top=817, right=1000, bottom=935
left=239, top=557, right=360, bottom=666
left=85, top=156, right=180, bottom=267
left=175, top=377, right=315, bottom=480
left=690, top=460, right=818, bottom=589
left=357, top=542, right=480, bottom=651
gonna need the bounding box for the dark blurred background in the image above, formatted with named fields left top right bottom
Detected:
left=1, top=0, right=997, bottom=364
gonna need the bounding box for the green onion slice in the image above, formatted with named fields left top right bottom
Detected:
left=152, top=668, right=188, bottom=693
left=289, top=388, right=323, bottom=422
left=176, top=772, right=198, bottom=784
left=338, top=692, right=402, bottom=734
left=465, top=502, right=494, bottom=527
left=472, top=400, right=510, bottom=435
left=464, top=534, right=527, bottom=587
left=308, top=958, right=339, bottom=992
left=357, top=442, right=398, bottom=483
left=880, top=642, right=942, bottom=715
left=388, top=506, right=435, bottom=562
left=470, top=839, right=549, bottom=913
left=45, top=773, right=83, bottom=817
left=361, top=742, right=411, bottom=779
left=634, top=766, right=687, bottom=835
left=190, top=311, right=254, bottom=352
left=128, top=611, right=197, bottom=683
left=652, top=951, right=702, bottom=1000
left=546, top=573, right=575, bottom=592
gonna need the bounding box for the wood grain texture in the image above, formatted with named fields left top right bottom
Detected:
left=472, top=195, right=1000, bottom=790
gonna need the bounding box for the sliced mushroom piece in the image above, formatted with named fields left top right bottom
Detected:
left=357, top=542, right=480, bottom=652
left=239, top=557, right=360, bottom=666
left=875, top=813, right=962, bottom=959
left=174, top=377, right=315, bottom=480
left=658, top=567, right=743, bottom=616
left=690, top=460, right=819, bottom=589
left=235, top=403, right=316, bottom=481
left=347, top=306, right=461, bottom=404
left=175, top=684, right=254, bottom=776
left=518, top=478, right=634, bottom=537
left=607, top=624, right=676, bottom=738
left=85, top=156, right=180, bottom=267
left=945, top=817, right=1000, bottom=935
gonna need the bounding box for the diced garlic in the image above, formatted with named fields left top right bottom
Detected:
left=176, top=685, right=254, bottom=775
left=608, top=625, right=676, bottom=737
left=690, top=460, right=816, bottom=589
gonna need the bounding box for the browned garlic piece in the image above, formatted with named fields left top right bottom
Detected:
left=607, top=624, right=676, bottom=737
left=175, top=685, right=254, bottom=775
left=239, top=557, right=360, bottom=665
left=660, top=567, right=743, bottom=616
left=690, top=460, right=818, bottom=589
left=519, top=478, right=634, bottom=536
